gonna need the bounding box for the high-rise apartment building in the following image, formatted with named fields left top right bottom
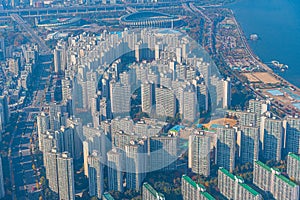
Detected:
left=141, top=81, right=154, bottom=115
left=239, top=111, right=257, bottom=127
left=218, top=167, right=262, bottom=200
left=216, top=125, right=236, bottom=172
left=54, top=41, right=67, bottom=73
left=253, top=160, right=299, bottom=200
left=37, top=112, right=50, bottom=151
left=181, top=175, right=215, bottom=200
left=0, top=95, right=9, bottom=129
left=248, top=99, right=269, bottom=125
left=284, top=115, right=300, bottom=154
left=45, top=148, right=59, bottom=194
left=142, top=182, right=165, bottom=200
left=125, top=141, right=147, bottom=191
left=238, top=125, right=259, bottom=164
left=287, top=153, right=300, bottom=183
left=188, top=132, right=211, bottom=176
left=88, top=151, right=104, bottom=198
left=45, top=148, right=76, bottom=200
left=57, top=152, right=75, bottom=200
left=110, top=81, right=131, bottom=117
left=155, top=86, right=176, bottom=118
left=260, top=113, right=283, bottom=161
left=183, top=88, right=197, bottom=123
left=150, top=134, right=178, bottom=171
left=223, top=77, right=231, bottom=109
left=107, top=148, right=124, bottom=192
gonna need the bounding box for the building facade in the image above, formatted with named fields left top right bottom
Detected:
left=218, top=167, right=262, bottom=200
left=253, top=160, right=299, bottom=200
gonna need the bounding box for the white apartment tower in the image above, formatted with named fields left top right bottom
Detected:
left=141, top=81, right=154, bottom=115
left=88, top=151, right=104, bottom=198
left=188, top=132, right=211, bottom=177
left=107, top=148, right=124, bottom=192
left=57, top=152, right=75, bottom=200
left=216, top=125, right=236, bottom=172
left=238, top=125, right=259, bottom=164
left=260, top=113, right=283, bottom=161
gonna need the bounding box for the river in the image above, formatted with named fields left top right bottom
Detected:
left=228, top=0, right=300, bottom=87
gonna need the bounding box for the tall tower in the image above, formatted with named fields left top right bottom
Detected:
left=216, top=125, right=236, bottom=172
left=37, top=112, right=50, bottom=151
left=125, top=141, right=147, bottom=191
left=188, top=132, right=211, bottom=177
left=88, top=151, right=104, bottom=199
left=150, top=134, right=178, bottom=171
left=54, top=41, right=67, bottom=73
left=107, top=148, right=124, bottom=192
left=45, top=148, right=59, bottom=194
left=238, top=125, right=259, bottom=164
left=260, top=113, right=283, bottom=161
left=57, top=152, right=75, bottom=200
left=141, top=81, right=154, bottom=115
left=284, top=115, right=300, bottom=154
left=155, top=86, right=176, bottom=118
left=110, top=81, right=131, bottom=117
left=223, top=77, right=231, bottom=109
left=183, top=88, right=197, bottom=123
left=142, top=182, right=165, bottom=200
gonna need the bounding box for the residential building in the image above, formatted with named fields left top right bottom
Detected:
left=142, top=182, right=165, bottom=200
left=253, top=160, right=299, bottom=200
left=216, top=125, right=236, bottom=172
left=181, top=175, right=215, bottom=200
left=218, top=167, right=262, bottom=200
left=188, top=132, right=211, bottom=176
left=287, top=153, right=300, bottom=183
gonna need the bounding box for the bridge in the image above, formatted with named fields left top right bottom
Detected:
left=10, top=14, right=51, bottom=55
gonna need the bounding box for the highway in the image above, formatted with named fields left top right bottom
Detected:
left=0, top=2, right=184, bottom=19
left=10, top=14, right=51, bottom=55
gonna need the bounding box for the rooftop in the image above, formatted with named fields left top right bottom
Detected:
left=288, top=152, right=300, bottom=162
left=255, top=160, right=272, bottom=172
left=201, top=192, right=216, bottom=200
left=275, top=174, right=298, bottom=187
left=143, top=182, right=165, bottom=198
left=220, top=168, right=261, bottom=196
left=103, top=192, right=115, bottom=200
left=239, top=182, right=261, bottom=196
left=219, top=167, right=235, bottom=180
left=255, top=160, right=298, bottom=187
left=182, top=175, right=205, bottom=190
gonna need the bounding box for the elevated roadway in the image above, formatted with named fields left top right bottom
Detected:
left=0, top=2, right=184, bottom=19
left=10, top=14, right=51, bottom=55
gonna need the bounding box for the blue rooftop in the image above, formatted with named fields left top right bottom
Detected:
left=197, top=124, right=204, bottom=128
left=170, top=125, right=185, bottom=132
left=267, top=89, right=283, bottom=96
left=293, top=103, right=300, bottom=110
left=282, top=88, right=300, bottom=101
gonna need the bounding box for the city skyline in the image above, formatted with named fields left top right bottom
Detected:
left=0, top=0, right=299, bottom=200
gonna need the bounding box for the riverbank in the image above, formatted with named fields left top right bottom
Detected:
left=228, top=0, right=300, bottom=88
left=206, top=6, right=300, bottom=115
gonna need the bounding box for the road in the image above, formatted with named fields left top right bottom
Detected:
left=10, top=14, right=51, bottom=55
left=8, top=111, right=41, bottom=200
left=6, top=56, right=52, bottom=200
